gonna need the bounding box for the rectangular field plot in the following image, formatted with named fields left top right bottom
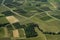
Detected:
left=0, top=28, right=5, bottom=37
left=46, top=20, right=60, bottom=31
left=7, top=24, right=14, bottom=30
left=0, top=6, right=9, bottom=12
left=51, top=13, right=60, bottom=19
left=11, top=2, right=22, bottom=6
left=22, top=20, right=33, bottom=24
left=2, top=11, right=15, bottom=16
left=57, top=2, right=60, bottom=10
left=5, top=3, right=15, bottom=8
left=48, top=10, right=60, bottom=19
left=18, top=28, right=26, bottom=38
left=13, top=22, right=23, bottom=29
left=0, top=38, right=11, bottom=40
left=7, top=30, right=13, bottom=37
left=6, top=16, right=19, bottom=24
left=13, top=14, right=27, bottom=23
left=45, top=34, right=60, bottom=40
left=4, top=0, right=13, bottom=4
left=0, top=13, right=5, bottom=17
left=0, top=17, right=9, bottom=25
left=40, top=6, right=52, bottom=11
left=40, top=16, right=52, bottom=21
left=57, top=7, right=60, bottom=10
left=35, top=13, right=52, bottom=21
left=5, top=2, right=22, bottom=9
left=13, top=29, right=20, bottom=38
left=13, top=8, right=36, bottom=17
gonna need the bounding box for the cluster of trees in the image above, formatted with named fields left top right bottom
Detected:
left=0, top=23, right=9, bottom=27
left=13, top=9, right=27, bottom=14
left=35, top=0, right=48, bottom=2
left=5, top=1, right=22, bottom=8
left=24, top=23, right=38, bottom=38
left=13, top=22, right=25, bottom=29
left=2, top=11, right=15, bottom=16
left=13, top=8, right=32, bottom=17
left=5, top=3, right=15, bottom=8
left=7, top=24, right=14, bottom=30
left=11, top=2, right=22, bottom=6
left=4, top=0, right=13, bottom=4
left=43, top=32, right=60, bottom=35
left=0, top=0, right=2, bottom=5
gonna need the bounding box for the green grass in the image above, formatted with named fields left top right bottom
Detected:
left=13, top=14, right=27, bottom=23
left=0, top=0, right=60, bottom=40
left=18, top=29, right=26, bottom=38
left=35, top=13, right=52, bottom=21
left=48, top=10, right=60, bottom=19
left=8, top=30, right=13, bottom=37
left=31, top=16, right=60, bottom=32
left=0, top=17, right=9, bottom=24
left=0, top=28, right=5, bottom=37
left=0, top=13, right=5, bottom=17
left=45, top=34, right=60, bottom=40
left=49, top=0, right=60, bottom=2
left=0, top=6, right=9, bottom=12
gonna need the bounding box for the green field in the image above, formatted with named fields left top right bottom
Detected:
left=0, top=0, right=60, bottom=40
left=0, top=27, right=5, bottom=37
